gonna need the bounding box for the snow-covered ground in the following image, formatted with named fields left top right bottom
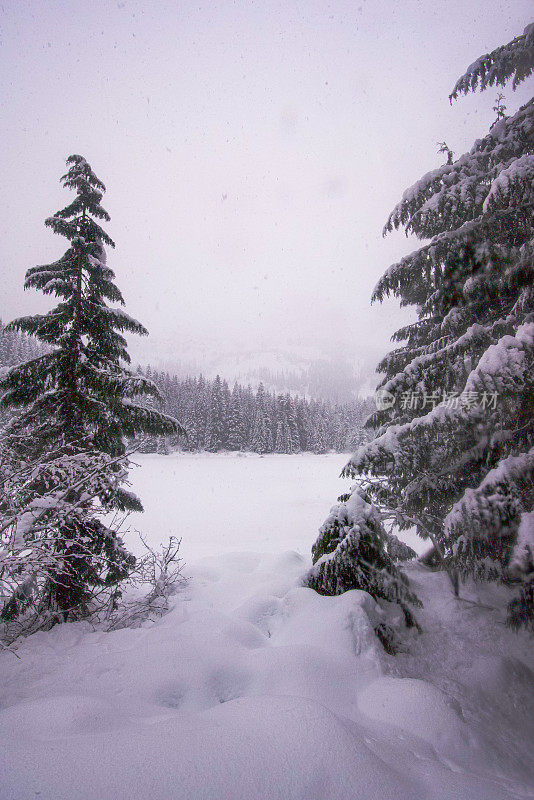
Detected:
left=124, top=451, right=426, bottom=562
left=124, top=451, right=354, bottom=562
left=1, top=453, right=533, bottom=800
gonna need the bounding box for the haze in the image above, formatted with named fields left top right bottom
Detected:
left=1, top=0, right=533, bottom=381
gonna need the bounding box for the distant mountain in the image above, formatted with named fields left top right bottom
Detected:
left=136, top=342, right=374, bottom=403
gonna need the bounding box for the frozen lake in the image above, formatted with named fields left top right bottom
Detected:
left=125, top=452, right=426, bottom=566
left=125, top=452, right=350, bottom=565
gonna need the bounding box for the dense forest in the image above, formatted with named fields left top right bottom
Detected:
left=137, top=366, right=373, bottom=454
left=0, top=320, right=43, bottom=367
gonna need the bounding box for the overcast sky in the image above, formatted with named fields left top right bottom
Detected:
left=1, top=0, right=533, bottom=371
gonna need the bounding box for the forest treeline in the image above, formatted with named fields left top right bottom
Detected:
left=0, top=323, right=373, bottom=456
left=0, top=321, right=42, bottom=368
left=136, top=367, right=373, bottom=454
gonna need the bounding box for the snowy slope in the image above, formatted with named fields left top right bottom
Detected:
left=134, top=340, right=322, bottom=385
left=0, top=454, right=532, bottom=800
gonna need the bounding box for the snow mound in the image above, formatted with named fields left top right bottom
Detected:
left=2, top=696, right=418, bottom=800
left=0, top=694, right=128, bottom=738
left=1, top=456, right=533, bottom=799
left=357, top=677, right=469, bottom=763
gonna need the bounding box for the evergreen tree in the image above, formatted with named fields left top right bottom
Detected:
left=308, top=406, right=329, bottom=454
left=135, top=366, right=160, bottom=453
left=320, top=27, right=533, bottom=628
left=250, top=383, right=272, bottom=454
left=243, top=384, right=256, bottom=446
left=192, top=375, right=208, bottom=450
left=0, top=155, right=181, bottom=621
left=227, top=383, right=247, bottom=451
left=295, top=398, right=310, bottom=452
left=285, top=394, right=301, bottom=453
left=308, top=488, right=420, bottom=636
left=205, top=375, right=227, bottom=452
left=125, top=368, right=372, bottom=457
left=274, top=395, right=292, bottom=454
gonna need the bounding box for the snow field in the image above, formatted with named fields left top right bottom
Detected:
left=0, top=453, right=533, bottom=799
left=123, top=452, right=353, bottom=562
left=124, top=451, right=426, bottom=561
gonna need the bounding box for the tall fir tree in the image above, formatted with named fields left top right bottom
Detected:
left=227, top=383, right=247, bottom=451
left=205, top=375, right=228, bottom=452
left=285, top=394, right=301, bottom=453
left=0, top=155, right=181, bottom=621
left=312, top=26, right=533, bottom=628
left=192, top=375, right=208, bottom=450
left=250, top=383, right=273, bottom=454
left=274, top=396, right=292, bottom=454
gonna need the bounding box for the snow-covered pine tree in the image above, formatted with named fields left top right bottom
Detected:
left=2, top=157, right=180, bottom=458
left=325, top=26, right=533, bottom=628
left=205, top=375, right=228, bottom=452
left=308, top=407, right=329, bottom=454
left=135, top=367, right=161, bottom=454
left=274, top=395, right=292, bottom=453
left=295, top=398, right=310, bottom=451
left=167, top=374, right=184, bottom=449
left=241, top=383, right=256, bottom=448
left=227, top=383, right=247, bottom=451
left=284, top=393, right=301, bottom=453
left=307, top=488, right=421, bottom=644
left=250, top=383, right=273, bottom=454
left=191, top=374, right=207, bottom=450
left=0, top=155, right=182, bottom=622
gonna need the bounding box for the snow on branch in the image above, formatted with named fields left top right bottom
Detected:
left=450, top=23, right=534, bottom=99
left=444, top=448, right=534, bottom=586
left=382, top=99, right=533, bottom=240
left=344, top=323, right=534, bottom=480
left=482, top=154, right=534, bottom=213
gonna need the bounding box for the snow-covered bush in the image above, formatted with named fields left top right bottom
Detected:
left=0, top=442, right=136, bottom=641
left=105, top=536, right=186, bottom=631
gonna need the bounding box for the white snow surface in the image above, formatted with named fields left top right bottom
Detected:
left=1, top=453, right=533, bottom=800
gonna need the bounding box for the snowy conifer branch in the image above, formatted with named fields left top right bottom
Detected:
left=450, top=23, right=534, bottom=98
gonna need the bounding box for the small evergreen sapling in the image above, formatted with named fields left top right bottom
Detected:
left=307, top=488, right=421, bottom=641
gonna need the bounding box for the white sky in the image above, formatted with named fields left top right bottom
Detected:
left=1, top=0, right=533, bottom=370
